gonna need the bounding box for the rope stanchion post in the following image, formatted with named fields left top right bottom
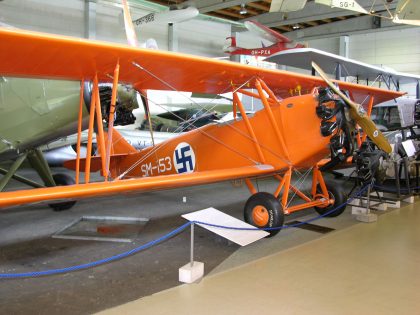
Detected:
left=352, top=183, right=379, bottom=223
left=0, top=222, right=192, bottom=279
left=395, top=160, right=401, bottom=198
left=179, top=221, right=204, bottom=284
left=366, top=185, right=371, bottom=213
left=190, top=222, right=194, bottom=267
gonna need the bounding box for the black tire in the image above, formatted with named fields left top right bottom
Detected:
left=48, top=173, right=77, bottom=211
left=314, top=180, right=346, bottom=217
left=244, top=192, right=284, bottom=237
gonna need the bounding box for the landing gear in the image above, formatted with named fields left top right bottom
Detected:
left=0, top=149, right=77, bottom=211
left=313, top=180, right=346, bottom=217
left=48, top=173, right=77, bottom=211
left=244, top=192, right=284, bottom=237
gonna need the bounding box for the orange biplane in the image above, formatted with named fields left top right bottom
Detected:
left=0, top=26, right=403, bottom=236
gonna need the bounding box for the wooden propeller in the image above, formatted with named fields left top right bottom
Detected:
left=312, top=62, right=392, bottom=154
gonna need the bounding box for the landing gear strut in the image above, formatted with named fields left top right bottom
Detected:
left=243, top=167, right=347, bottom=237
left=48, top=173, right=77, bottom=211
left=313, top=180, right=346, bottom=217
left=0, top=149, right=77, bottom=211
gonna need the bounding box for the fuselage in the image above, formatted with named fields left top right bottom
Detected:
left=109, top=92, right=330, bottom=179
left=226, top=43, right=306, bottom=57
left=0, top=77, right=89, bottom=160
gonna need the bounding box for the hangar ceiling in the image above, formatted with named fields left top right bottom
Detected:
left=131, top=0, right=400, bottom=33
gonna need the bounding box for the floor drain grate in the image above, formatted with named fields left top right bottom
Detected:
left=285, top=221, right=335, bottom=234
left=52, top=216, right=149, bottom=243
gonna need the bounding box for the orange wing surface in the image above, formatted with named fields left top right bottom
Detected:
left=0, top=28, right=403, bottom=105
left=0, top=165, right=274, bottom=208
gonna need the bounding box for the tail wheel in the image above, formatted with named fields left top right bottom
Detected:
left=244, top=192, right=284, bottom=237
left=314, top=180, right=346, bottom=217
left=48, top=173, right=77, bottom=211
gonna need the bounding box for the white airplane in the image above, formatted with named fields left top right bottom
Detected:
left=132, top=6, right=199, bottom=27
left=266, top=47, right=420, bottom=97
left=315, top=0, right=420, bottom=26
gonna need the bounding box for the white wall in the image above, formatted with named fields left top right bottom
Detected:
left=0, top=0, right=235, bottom=57
left=349, top=27, right=420, bottom=97
left=177, top=19, right=231, bottom=57
left=0, top=0, right=419, bottom=95
left=0, top=0, right=84, bottom=36
left=349, top=28, right=420, bottom=75
left=307, top=37, right=340, bottom=54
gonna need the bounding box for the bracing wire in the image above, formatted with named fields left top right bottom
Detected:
left=117, top=62, right=292, bottom=178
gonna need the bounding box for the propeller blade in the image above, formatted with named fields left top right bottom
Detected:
left=312, top=62, right=392, bottom=154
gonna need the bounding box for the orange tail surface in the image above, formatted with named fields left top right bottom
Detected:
left=64, top=129, right=138, bottom=176
left=107, top=129, right=137, bottom=154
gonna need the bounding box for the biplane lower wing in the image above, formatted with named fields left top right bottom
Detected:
left=0, top=165, right=274, bottom=208
left=0, top=28, right=404, bottom=105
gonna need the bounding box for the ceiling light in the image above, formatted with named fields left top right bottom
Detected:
left=239, top=3, right=247, bottom=15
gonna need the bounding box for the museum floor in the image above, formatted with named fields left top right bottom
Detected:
left=0, top=169, right=419, bottom=314
left=99, top=201, right=420, bottom=315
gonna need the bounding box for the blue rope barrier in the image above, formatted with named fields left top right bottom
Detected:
left=195, top=184, right=372, bottom=231
left=0, top=222, right=192, bottom=279
left=0, top=184, right=372, bottom=279
left=374, top=184, right=420, bottom=192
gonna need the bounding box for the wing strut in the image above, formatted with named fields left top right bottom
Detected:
left=232, top=91, right=266, bottom=164
left=75, top=79, right=85, bottom=184
left=94, top=75, right=107, bottom=176
left=254, top=79, right=291, bottom=161
left=83, top=74, right=110, bottom=183
left=85, top=75, right=97, bottom=183
left=105, top=62, right=120, bottom=181
left=139, top=89, right=156, bottom=147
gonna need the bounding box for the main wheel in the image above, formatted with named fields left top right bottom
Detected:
left=48, top=173, right=77, bottom=211
left=244, top=192, right=284, bottom=237
left=314, top=180, right=346, bottom=217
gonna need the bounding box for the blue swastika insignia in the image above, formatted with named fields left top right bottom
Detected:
left=173, top=142, right=196, bottom=174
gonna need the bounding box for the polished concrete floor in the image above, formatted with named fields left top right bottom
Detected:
left=98, top=201, right=420, bottom=315
left=1, top=168, right=419, bottom=314
left=0, top=169, right=352, bottom=314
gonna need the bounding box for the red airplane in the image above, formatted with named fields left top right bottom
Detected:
left=224, top=20, right=306, bottom=57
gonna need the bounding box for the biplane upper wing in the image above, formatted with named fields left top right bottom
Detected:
left=0, top=28, right=403, bottom=105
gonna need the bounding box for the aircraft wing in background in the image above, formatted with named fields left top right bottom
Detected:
left=270, top=0, right=307, bottom=12
left=267, top=47, right=420, bottom=86
left=393, top=0, right=420, bottom=26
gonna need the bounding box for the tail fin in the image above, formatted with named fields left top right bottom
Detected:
left=226, top=36, right=237, bottom=47
left=63, top=129, right=137, bottom=173
left=223, top=37, right=237, bottom=53
left=107, top=129, right=137, bottom=154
